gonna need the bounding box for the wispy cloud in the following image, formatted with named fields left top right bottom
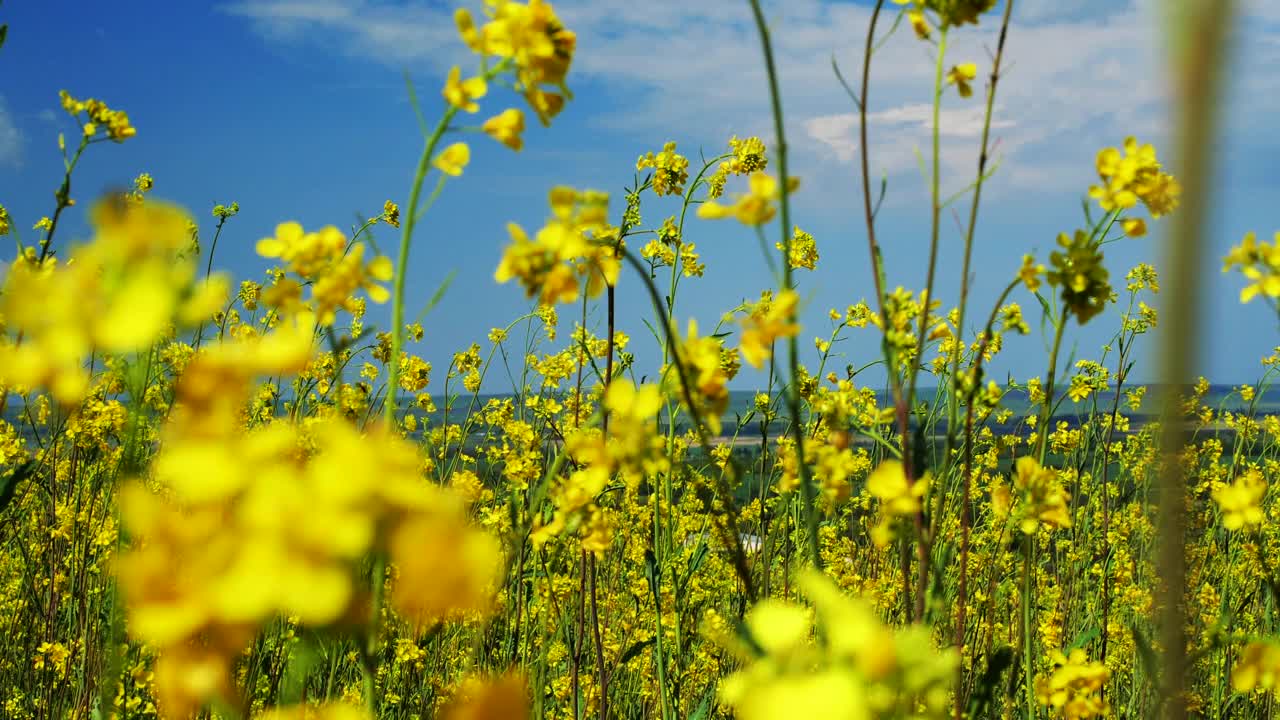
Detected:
left=0, top=96, right=24, bottom=169
left=221, top=0, right=1280, bottom=203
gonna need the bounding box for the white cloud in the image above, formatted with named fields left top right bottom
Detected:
left=221, top=0, right=1280, bottom=201
left=0, top=97, right=23, bottom=169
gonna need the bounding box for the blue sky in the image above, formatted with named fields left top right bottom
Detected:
left=3, top=0, right=1280, bottom=392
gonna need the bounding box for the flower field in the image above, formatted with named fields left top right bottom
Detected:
left=1, top=0, right=1277, bottom=718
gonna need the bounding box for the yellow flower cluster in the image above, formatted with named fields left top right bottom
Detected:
left=455, top=0, right=576, bottom=126
left=1224, top=231, right=1280, bottom=303
left=0, top=198, right=226, bottom=404
left=665, top=319, right=733, bottom=435
left=713, top=570, right=957, bottom=720
left=256, top=222, right=392, bottom=326
left=119, top=364, right=501, bottom=714
left=739, top=289, right=802, bottom=369
left=1088, top=136, right=1180, bottom=218
left=892, top=0, right=998, bottom=39
left=778, top=226, right=819, bottom=271
left=636, top=141, right=690, bottom=197
left=1213, top=469, right=1267, bottom=531
left=1035, top=649, right=1110, bottom=719
left=864, top=460, right=928, bottom=547
left=1233, top=641, right=1280, bottom=697
left=698, top=171, right=798, bottom=226
left=533, top=379, right=666, bottom=553
left=60, top=89, right=137, bottom=141
left=992, top=457, right=1072, bottom=534
left=494, top=186, right=617, bottom=305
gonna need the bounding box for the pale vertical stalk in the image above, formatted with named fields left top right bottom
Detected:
left=1156, top=1, right=1236, bottom=716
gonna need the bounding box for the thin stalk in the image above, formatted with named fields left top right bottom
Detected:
left=747, top=0, right=822, bottom=571
left=945, top=0, right=1015, bottom=460
left=906, top=25, right=949, bottom=622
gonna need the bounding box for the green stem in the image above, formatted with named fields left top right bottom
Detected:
left=1036, top=317, right=1068, bottom=464
left=903, top=23, right=949, bottom=623
left=1023, top=539, right=1036, bottom=719
left=384, top=106, right=457, bottom=428
left=747, top=0, right=822, bottom=571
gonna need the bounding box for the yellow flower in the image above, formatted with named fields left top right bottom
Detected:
left=866, top=459, right=926, bottom=517
left=0, top=198, right=223, bottom=404
left=604, top=378, right=663, bottom=427
left=382, top=199, right=401, bottom=228
left=946, top=63, right=978, bottom=98
left=666, top=318, right=731, bottom=435
left=739, top=289, right=801, bottom=369
left=1224, top=231, right=1280, bottom=303
left=1213, top=469, right=1267, bottom=531
left=256, top=222, right=345, bottom=278
left=636, top=141, right=690, bottom=197
left=454, top=1, right=577, bottom=126
left=698, top=171, right=799, bottom=226
left=443, top=65, right=488, bottom=113
left=390, top=500, right=504, bottom=626
left=1019, top=254, right=1045, bottom=292
left=442, top=673, right=529, bottom=720
left=60, top=91, right=137, bottom=141
left=434, top=142, right=471, bottom=176
left=1009, top=457, right=1072, bottom=533
left=1035, top=649, right=1110, bottom=718
left=778, top=226, right=819, bottom=270
left=1233, top=641, right=1280, bottom=695
left=1088, top=136, right=1179, bottom=218
left=483, top=108, right=526, bottom=151
left=1121, top=217, right=1146, bottom=237
left=494, top=187, right=615, bottom=305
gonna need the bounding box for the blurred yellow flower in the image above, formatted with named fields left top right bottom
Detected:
left=946, top=62, right=978, bottom=97
left=1213, top=469, right=1267, bottom=531
left=698, top=171, right=799, bottom=226
left=435, top=142, right=472, bottom=176
left=443, top=65, right=488, bottom=113
left=740, top=289, right=801, bottom=369
left=483, top=108, right=526, bottom=151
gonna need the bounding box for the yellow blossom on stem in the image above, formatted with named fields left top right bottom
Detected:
left=483, top=108, right=526, bottom=151
left=1213, top=469, right=1267, bottom=531
left=636, top=141, right=690, bottom=197
left=443, top=66, right=488, bottom=113
left=494, top=186, right=615, bottom=305
left=434, top=142, right=472, bottom=177
left=1233, top=641, right=1280, bottom=696
left=1224, top=231, right=1280, bottom=303
left=697, top=171, right=799, bottom=226
left=739, top=289, right=801, bottom=369
left=946, top=63, right=978, bottom=97
left=1035, top=649, right=1110, bottom=719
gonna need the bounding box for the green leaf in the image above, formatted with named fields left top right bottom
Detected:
left=279, top=634, right=322, bottom=704
left=966, top=645, right=1014, bottom=717
left=687, top=686, right=716, bottom=720
left=0, top=461, right=35, bottom=517
left=0, top=24, right=8, bottom=51
left=1131, top=622, right=1160, bottom=686
left=1035, top=291, right=1053, bottom=324
left=413, top=269, right=458, bottom=325
left=1069, top=626, right=1100, bottom=652
left=618, top=638, right=655, bottom=665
